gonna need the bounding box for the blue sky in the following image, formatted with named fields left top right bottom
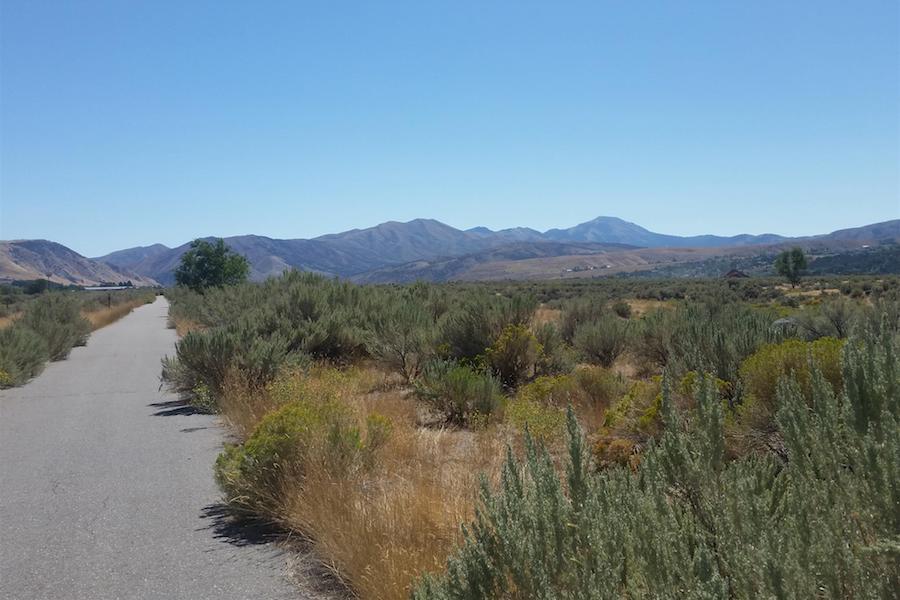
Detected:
left=1, top=1, right=897, bottom=257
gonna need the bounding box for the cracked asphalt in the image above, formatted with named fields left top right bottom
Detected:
left=0, top=298, right=306, bottom=600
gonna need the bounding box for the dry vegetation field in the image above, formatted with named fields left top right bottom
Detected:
left=160, top=272, right=900, bottom=599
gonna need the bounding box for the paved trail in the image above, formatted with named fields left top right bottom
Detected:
left=0, top=298, right=307, bottom=600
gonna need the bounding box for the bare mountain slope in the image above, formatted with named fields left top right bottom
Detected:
left=94, top=243, right=171, bottom=271
left=544, top=216, right=786, bottom=247
left=353, top=241, right=637, bottom=283
left=0, top=240, right=157, bottom=286
left=31, top=217, right=900, bottom=285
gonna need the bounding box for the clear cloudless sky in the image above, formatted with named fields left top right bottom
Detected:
left=1, top=0, right=898, bottom=256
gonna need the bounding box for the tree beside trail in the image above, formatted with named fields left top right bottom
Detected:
left=175, top=239, right=250, bottom=292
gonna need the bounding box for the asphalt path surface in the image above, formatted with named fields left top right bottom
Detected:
left=0, top=298, right=310, bottom=600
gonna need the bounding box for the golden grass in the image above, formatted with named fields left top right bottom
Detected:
left=533, top=306, right=562, bottom=326
left=626, top=298, right=672, bottom=316
left=0, top=312, right=22, bottom=329
left=219, top=365, right=512, bottom=599
left=174, top=318, right=203, bottom=337
left=285, top=425, right=503, bottom=599
left=83, top=299, right=149, bottom=330
left=783, top=287, right=841, bottom=298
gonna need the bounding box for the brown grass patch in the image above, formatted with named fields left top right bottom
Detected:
left=285, top=425, right=505, bottom=599
left=174, top=318, right=203, bottom=337
left=218, top=366, right=512, bottom=599
left=627, top=298, right=672, bottom=316
left=0, top=312, right=22, bottom=329
left=533, top=306, right=562, bottom=326
left=783, top=288, right=841, bottom=298
left=83, top=299, right=148, bottom=330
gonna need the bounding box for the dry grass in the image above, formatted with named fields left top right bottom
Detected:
left=219, top=365, right=512, bottom=599
left=626, top=298, right=672, bottom=316
left=83, top=299, right=149, bottom=330
left=533, top=305, right=562, bottom=326
left=285, top=424, right=505, bottom=599
left=0, top=312, right=22, bottom=329
left=166, top=311, right=205, bottom=337
left=783, top=287, right=841, bottom=298
left=174, top=318, right=203, bottom=337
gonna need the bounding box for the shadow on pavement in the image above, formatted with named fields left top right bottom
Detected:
left=148, top=399, right=206, bottom=417
left=199, top=503, right=351, bottom=598
left=199, top=503, right=284, bottom=547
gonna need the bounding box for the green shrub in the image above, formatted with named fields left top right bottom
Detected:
left=415, top=361, right=503, bottom=426
left=518, top=367, right=626, bottom=414
left=168, top=321, right=290, bottom=401
left=19, top=294, right=90, bottom=361
left=485, top=324, right=542, bottom=388
left=602, top=378, right=661, bottom=430
left=794, top=297, right=859, bottom=339
left=611, top=299, right=632, bottom=319
left=632, top=303, right=782, bottom=384
left=215, top=396, right=381, bottom=516
left=0, top=325, right=49, bottom=387
left=532, top=322, right=574, bottom=376
left=739, top=337, right=844, bottom=412
left=630, top=307, right=677, bottom=369
left=571, top=366, right=628, bottom=411
left=439, top=293, right=536, bottom=361
left=366, top=297, right=435, bottom=382
left=572, top=315, right=631, bottom=367
left=504, top=398, right=565, bottom=442
left=559, top=295, right=606, bottom=342
left=414, top=329, right=899, bottom=598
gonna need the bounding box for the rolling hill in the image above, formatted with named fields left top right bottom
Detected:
left=543, top=216, right=787, bottom=247
left=0, top=240, right=158, bottom=286
left=19, top=216, right=895, bottom=285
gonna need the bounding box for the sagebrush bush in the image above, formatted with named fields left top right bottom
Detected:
left=19, top=294, right=90, bottom=361
left=485, top=324, right=542, bottom=388
left=414, top=327, right=899, bottom=598
left=517, top=367, right=625, bottom=414
left=632, top=303, right=782, bottom=385
left=504, top=398, right=565, bottom=442
left=366, top=296, right=435, bottom=382
left=572, top=315, right=631, bottom=367
left=0, top=325, right=49, bottom=387
left=739, top=336, right=844, bottom=411
left=415, top=361, right=503, bottom=425
left=215, top=394, right=386, bottom=516
left=438, top=293, right=536, bottom=361
left=559, top=295, right=606, bottom=342
left=791, top=296, right=859, bottom=340
left=611, top=299, right=632, bottom=318
left=532, top=322, right=574, bottom=376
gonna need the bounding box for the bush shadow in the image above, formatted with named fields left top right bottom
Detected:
left=148, top=398, right=207, bottom=417
left=199, top=503, right=350, bottom=598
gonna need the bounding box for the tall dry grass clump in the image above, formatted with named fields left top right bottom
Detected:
left=0, top=312, right=22, bottom=330
left=216, top=365, right=509, bottom=599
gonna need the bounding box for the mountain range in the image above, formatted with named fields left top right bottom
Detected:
left=1, top=216, right=897, bottom=286
left=0, top=240, right=157, bottom=287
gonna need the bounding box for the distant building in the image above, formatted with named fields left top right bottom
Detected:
left=723, top=269, right=749, bottom=278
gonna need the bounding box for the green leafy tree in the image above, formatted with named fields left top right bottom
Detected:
left=174, top=239, right=250, bottom=292
left=774, top=247, right=808, bottom=287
